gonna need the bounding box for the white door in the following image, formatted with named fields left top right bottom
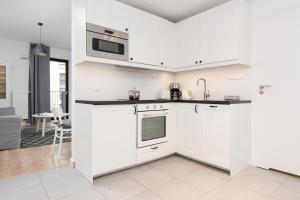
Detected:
left=86, top=0, right=129, bottom=32
left=199, top=0, right=237, bottom=64
left=176, top=104, right=198, bottom=158
left=198, top=105, right=230, bottom=169
left=252, top=0, right=300, bottom=176
left=129, top=7, right=160, bottom=66
left=92, top=105, right=136, bottom=174
left=176, top=14, right=200, bottom=67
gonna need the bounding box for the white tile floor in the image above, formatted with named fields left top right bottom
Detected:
left=0, top=155, right=299, bottom=200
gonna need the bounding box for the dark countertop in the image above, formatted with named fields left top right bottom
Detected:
left=75, top=99, right=251, bottom=105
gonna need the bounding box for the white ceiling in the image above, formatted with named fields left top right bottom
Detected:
left=0, top=0, right=71, bottom=49
left=117, top=0, right=230, bottom=22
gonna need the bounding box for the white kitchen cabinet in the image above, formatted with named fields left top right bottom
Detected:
left=199, top=0, right=238, bottom=64
left=175, top=0, right=251, bottom=68
left=198, top=105, right=230, bottom=169
left=92, top=105, right=136, bottom=175
left=75, top=104, right=137, bottom=182
left=128, top=8, right=175, bottom=67
left=176, top=104, right=199, bottom=158
left=86, top=0, right=129, bottom=32
left=176, top=14, right=201, bottom=67
left=129, top=7, right=160, bottom=66
left=157, top=20, right=176, bottom=67
left=176, top=103, right=251, bottom=174
left=79, top=0, right=250, bottom=71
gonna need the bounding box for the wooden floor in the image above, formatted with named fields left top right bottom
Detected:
left=0, top=142, right=71, bottom=179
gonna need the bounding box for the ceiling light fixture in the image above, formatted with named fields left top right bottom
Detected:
left=33, top=22, right=47, bottom=56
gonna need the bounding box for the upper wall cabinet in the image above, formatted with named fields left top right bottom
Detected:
left=176, top=0, right=251, bottom=68
left=86, top=0, right=129, bottom=32
left=128, top=7, right=160, bottom=66
left=176, top=14, right=201, bottom=67
left=129, top=7, right=174, bottom=67
left=199, top=0, right=238, bottom=65
left=80, top=0, right=251, bottom=71
left=157, top=20, right=176, bottom=67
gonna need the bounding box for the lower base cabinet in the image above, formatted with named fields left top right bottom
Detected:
left=177, top=103, right=251, bottom=173
left=92, top=105, right=137, bottom=176
left=75, top=102, right=250, bottom=182
left=176, top=104, right=199, bottom=158
left=198, top=104, right=230, bottom=169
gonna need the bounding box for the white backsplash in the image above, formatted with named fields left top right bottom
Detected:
left=174, top=65, right=252, bottom=100
left=75, top=63, right=174, bottom=100
left=75, top=63, right=251, bottom=101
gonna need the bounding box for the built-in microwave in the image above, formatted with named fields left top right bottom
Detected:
left=86, top=23, right=129, bottom=61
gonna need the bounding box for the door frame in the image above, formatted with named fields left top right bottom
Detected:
left=50, top=58, right=69, bottom=113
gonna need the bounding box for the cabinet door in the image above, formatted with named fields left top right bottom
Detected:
left=157, top=19, right=175, bottom=67
left=176, top=15, right=200, bottom=67
left=129, top=7, right=160, bottom=66
left=87, top=0, right=129, bottom=32
left=198, top=105, right=230, bottom=169
left=199, top=0, right=238, bottom=64
left=176, top=104, right=199, bottom=158
left=92, top=105, right=136, bottom=175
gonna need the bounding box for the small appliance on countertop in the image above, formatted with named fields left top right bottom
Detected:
left=181, top=89, right=193, bottom=100
left=170, top=83, right=182, bottom=100
left=128, top=87, right=140, bottom=100
left=157, top=89, right=170, bottom=100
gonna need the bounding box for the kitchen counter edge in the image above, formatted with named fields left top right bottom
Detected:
left=75, top=99, right=251, bottom=105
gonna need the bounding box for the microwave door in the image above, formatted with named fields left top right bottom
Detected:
left=86, top=31, right=129, bottom=61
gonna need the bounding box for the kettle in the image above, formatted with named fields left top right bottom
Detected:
left=128, top=87, right=140, bottom=100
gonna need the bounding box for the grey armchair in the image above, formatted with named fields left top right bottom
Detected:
left=0, top=107, right=22, bottom=150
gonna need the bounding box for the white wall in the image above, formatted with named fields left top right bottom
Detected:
left=51, top=47, right=71, bottom=61
left=0, top=38, right=30, bottom=118
left=0, top=37, right=71, bottom=119
left=174, top=65, right=251, bottom=100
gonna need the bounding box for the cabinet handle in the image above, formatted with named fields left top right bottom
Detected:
left=151, top=146, right=158, bottom=150
left=133, top=105, right=137, bottom=114
left=161, top=62, right=164, bottom=66
left=125, top=28, right=128, bottom=31
left=130, top=57, right=133, bottom=61
left=209, top=105, right=218, bottom=108
left=195, top=61, right=198, bottom=64
left=199, top=60, right=202, bottom=63
left=104, top=29, right=114, bottom=35
left=195, top=105, right=198, bottom=113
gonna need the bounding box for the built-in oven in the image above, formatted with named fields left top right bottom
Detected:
left=86, top=23, right=129, bottom=61
left=137, top=104, right=169, bottom=148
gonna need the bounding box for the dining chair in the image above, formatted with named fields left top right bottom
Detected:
left=51, top=107, right=71, bottom=159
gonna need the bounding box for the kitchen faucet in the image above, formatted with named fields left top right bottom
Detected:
left=197, top=78, right=210, bottom=100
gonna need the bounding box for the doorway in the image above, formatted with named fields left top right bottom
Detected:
left=50, top=58, right=69, bottom=113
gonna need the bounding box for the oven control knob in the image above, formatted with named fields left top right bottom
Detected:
left=146, top=105, right=150, bottom=109
left=153, top=105, right=157, bottom=109
left=160, top=105, right=163, bottom=109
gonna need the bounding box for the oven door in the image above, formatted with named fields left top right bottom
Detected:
left=137, top=110, right=168, bottom=148
left=86, top=31, right=129, bottom=61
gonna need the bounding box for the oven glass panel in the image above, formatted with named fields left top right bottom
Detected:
left=141, top=116, right=166, bottom=141
left=92, top=38, right=125, bottom=55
